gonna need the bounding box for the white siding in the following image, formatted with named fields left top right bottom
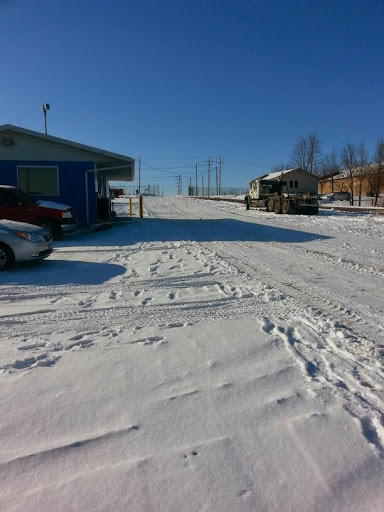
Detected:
left=283, top=169, right=318, bottom=194
left=0, top=130, right=120, bottom=163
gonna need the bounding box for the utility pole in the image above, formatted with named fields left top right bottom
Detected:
left=138, top=157, right=141, bottom=194
left=41, top=103, right=50, bottom=135
left=202, top=176, right=204, bottom=196
left=214, top=166, right=218, bottom=194
left=206, top=156, right=212, bottom=196
left=217, top=157, right=224, bottom=195
left=195, top=162, right=199, bottom=196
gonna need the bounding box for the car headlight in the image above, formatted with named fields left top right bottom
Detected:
left=16, top=231, right=42, bottom=242
left=61, top=211, right=73, bottom=219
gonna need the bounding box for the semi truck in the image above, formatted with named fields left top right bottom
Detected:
left=244, top=177, right=319, bottom=215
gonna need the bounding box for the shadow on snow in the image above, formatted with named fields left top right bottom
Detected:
left=0, top=217, right=331, bottom=285
left=1, top=260, right=125, bottom=286
left=59, top=217, right=332, bottom=247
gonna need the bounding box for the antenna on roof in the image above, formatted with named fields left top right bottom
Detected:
left=41, top=103, right=50, bottom=135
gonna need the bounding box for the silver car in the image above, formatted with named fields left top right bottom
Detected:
left=321, top=192, right=351, bottom=202
left=0, top=219, right=53, bottom=270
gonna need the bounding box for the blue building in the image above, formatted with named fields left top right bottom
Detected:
left=0, top=124, right=134, bottom=226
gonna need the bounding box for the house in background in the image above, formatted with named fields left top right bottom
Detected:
left=0, top=124, right=135, bottom=226
left=253, top=168, right=318, bottom=195
left=318, top=166, right=384, bottom=203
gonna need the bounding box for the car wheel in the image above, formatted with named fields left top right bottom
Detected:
left=37, top=219, right=60, bottom=240
left=0, top=242, right=14, bottom=271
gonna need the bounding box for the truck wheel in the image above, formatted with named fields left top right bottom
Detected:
left=245, top=197, right=250, bottom=210
left=267, top=198, right=274, bottom=212
left=274, top=200, right=282, bottom=214
left=37, top=219, right=60, bottom=240
left=0, top=243, right=14, bottom=271
left=282, top=200, right=290, bottom=214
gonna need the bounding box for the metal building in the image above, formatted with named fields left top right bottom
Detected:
left=0, top=124, right=134, bottom=226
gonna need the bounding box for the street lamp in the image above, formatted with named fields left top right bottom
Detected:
left=41, top=103, right=50, bottom=135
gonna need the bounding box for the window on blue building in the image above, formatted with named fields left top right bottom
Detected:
left=18, top=166, right=59, bottom=196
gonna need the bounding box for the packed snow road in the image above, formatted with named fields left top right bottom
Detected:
left=0, top=196, right=383, bottom=511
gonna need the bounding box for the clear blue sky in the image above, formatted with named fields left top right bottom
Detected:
left=1, top=0, right=383, bottom=194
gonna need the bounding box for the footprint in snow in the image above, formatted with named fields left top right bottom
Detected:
left=17, top=341, right=48, bottom=351
left=261, top=317, right=275, bottom=334
left=131, top=336, right=165, bottom=346
left=78, top=298, right=95, bottom=308
left=166, top=322, right=184, bottom=328
left=1, top=353, right=60, bottom=372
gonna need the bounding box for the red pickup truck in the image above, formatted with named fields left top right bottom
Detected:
left=0, top=185, right=78, bottom=239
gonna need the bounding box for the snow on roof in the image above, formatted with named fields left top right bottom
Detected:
left=0, top=124, right=134, bottom=163
left=251, top=168, right=305, bottom=182
left=264, top=169, right=297, bottom=180
left=319, top=163, right=383, bottom=182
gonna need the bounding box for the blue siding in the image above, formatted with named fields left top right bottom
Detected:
left=0, top=160, right=97, bottom=226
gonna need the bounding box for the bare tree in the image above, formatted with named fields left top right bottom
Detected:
left=367, top=139, right=384, bottom=206
left=290, top=136, right=308, bottom=170
left=317, top=149, right=341, bottom=193
left=270, top=163, right=289, bottom=173
left=340, top=143, right=358, bottom=205
left=290, top=132, right=322, bottom=175
left=320, top=149, right=340, bottom=175
left=307, top=132, right=322, bottom=174
left=355, top=141, right=370, bottom=206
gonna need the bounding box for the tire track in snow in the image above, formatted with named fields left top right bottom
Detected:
left=212, top=241, right=384, bottom=346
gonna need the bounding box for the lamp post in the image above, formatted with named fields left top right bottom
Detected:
left=41, top=103, right=50, bottom=135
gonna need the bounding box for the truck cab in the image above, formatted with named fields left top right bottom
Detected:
left=245, top=179, right=283, bottom=209
left=245, top=178, right=318, bottom=215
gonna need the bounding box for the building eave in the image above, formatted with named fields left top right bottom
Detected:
left=0, top=124, right=134, bottom=164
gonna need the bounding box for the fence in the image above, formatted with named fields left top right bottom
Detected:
left=189, top=187, right=247, bottom=197
left=111, top=196, right=143, bottom=218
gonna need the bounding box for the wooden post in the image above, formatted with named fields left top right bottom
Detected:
left=129, top=197, right=132, bottom=216
left=138, top=195, right=143, bottom=218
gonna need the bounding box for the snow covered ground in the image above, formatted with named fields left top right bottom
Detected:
left=1, top=197, right=383, bottom=511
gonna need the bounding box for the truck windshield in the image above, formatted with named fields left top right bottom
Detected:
left=260, top=181, right=281, bottom=194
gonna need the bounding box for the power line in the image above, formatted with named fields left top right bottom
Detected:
left=141, top=162, right=196, bottom=172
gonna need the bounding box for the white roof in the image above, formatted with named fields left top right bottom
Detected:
left=0, top=124, right=134, bottom=163
left=251, top=168, right=303, bottom=182
left=264, top=169, right=298, bottom=180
